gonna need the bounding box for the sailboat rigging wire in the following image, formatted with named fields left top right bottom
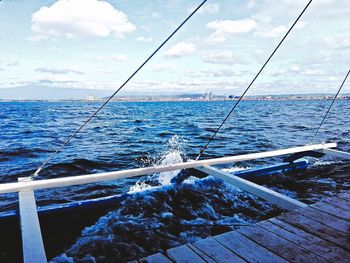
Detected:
left=196, top=0, right=313, bottom=160
left=32, top=0, right=208, bottom=178
left=310, top=69, right=350, bottom=143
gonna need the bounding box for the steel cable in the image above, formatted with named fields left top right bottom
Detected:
left=196, top=0, right=313, bottom=160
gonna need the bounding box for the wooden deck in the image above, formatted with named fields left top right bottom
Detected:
left=137, top=192, right=350, bottom=263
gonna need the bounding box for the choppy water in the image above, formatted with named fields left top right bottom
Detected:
left=0, top=100, right=349, bottom=262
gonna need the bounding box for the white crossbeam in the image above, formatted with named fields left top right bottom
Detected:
left=195, top=166, right=307, bottom=211
left=0, top=143, right=336, bottom=195
left=320, top=148, right=350, bottom=160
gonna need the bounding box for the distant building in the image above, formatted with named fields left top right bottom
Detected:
left=204, top=91, right=213, bottom=101
left=86, top=95, right=97, bottom=101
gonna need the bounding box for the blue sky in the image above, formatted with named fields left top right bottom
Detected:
left=0, top=0, right=349, bottom=96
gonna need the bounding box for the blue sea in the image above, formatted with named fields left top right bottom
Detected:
left=0, top=100, right=349, bottom=262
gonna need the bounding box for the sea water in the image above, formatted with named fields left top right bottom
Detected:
left=0, top=100, right=349, bottom=262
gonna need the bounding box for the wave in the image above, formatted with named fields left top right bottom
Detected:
left=51, top=175, right=282, bottom=263
left=0, top=147, right=48, bottom=158
left=38, top=159, right=120, bottom=179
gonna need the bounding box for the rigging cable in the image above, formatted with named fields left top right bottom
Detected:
left=196, top=0, right=313, bottom=160
left=32, top=0, right=208, bottom=178
left=310, top=69, right=350, bottom=143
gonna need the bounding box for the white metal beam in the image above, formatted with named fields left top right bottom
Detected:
left=0, top=143, right=336, bottom=195
left=321, top=148, right=350, bottom=160
left=195, top=166, right=307, bottom=211
left=18, top=179, right=47, bottom=263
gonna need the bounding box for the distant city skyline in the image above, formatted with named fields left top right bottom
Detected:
left=0, top=0, right=349, bottom=98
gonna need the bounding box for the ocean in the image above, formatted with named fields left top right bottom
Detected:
left=0, top=100, right=349, bottom=262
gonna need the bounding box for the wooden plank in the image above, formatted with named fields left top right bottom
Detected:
left=214, top=230, right=287, bottom=263
left=258, top=220, right=346, bottom=262
left=0, top=143, right=336, bottom=194
left=145, top=253, right=172, bottom=263
left=238, top=226, right=327, bottom=262
left=321, top=148, right=350, bottom=159
left=187, top=243, right=216, bottom=263
left=298, top=206, right=350, bottom=233
left=324, top=196, right=350, bottom=211
left=277, top=211, right=350, bottom=251
left=196, top=166, right=307, bottom=211
left=312, top=200, right=350, bottom=221
left=18, top=190, right=47, bottom=263
left=167, top=245, right=206, bottom=263
left=268, top=218, right=350, bottom=262
left=337, top=192, right=350, bottom=201
left=192, top=237, right=246, bottom=263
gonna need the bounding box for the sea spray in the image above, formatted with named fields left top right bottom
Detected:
left=157, top=151, right=183, bottom=185
left=129, top=135, right=188, bottom=193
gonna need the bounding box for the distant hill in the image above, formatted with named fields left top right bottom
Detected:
left=0, top=86, right=114, bottom=100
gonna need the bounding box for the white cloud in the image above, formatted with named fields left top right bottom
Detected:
left=165, top=42, right=196, bottom=57
left=152, top=63, right=174, bottom=73
left=31, top=0, right=135, bottom=39
left=188, top=3, right=219, bottom=14
left=305, top=69, right=324, bottom=76
left=49, top=46, right=62, bottom=51
left=6, top=62, right=19, bottom=67
left=35, top=67, right=84, bottom=75
left=252, top=14, right=272, bottom=24
left=323, top=36, right=350, bottom=50
left=99, top=69, right=114, bottom=74
left=136, top=36, right=153, bottom=42
left=202, top=50, right=241, bottom=65
left=96, top=54, right=127, bottom=62
left=259, top=21, right=306, bottom=38
left=262, top=25, right=287, bottom=38
left=186, top=68, right=248, bottom=78
left=150, top=12, right=160, bottom=18
left=290, top=65, right=301, bottom=72
left=206, top=19, right=257, bottom=43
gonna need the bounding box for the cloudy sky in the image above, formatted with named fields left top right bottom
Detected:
left=0, top=0, right=349, bottom=96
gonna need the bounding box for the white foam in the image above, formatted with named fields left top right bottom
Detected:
left=128, top=135, right=186, bottom=192
left=312, top=160, right=343, bottom=167
left=128, top=181, right=156, bottom=193
left=222, top=166, right=250, bottom=173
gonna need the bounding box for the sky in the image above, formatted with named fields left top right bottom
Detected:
left=0, top=0, right=349, bottom=96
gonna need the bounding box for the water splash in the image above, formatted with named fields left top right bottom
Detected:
left=128, top=135, right=187, bottom=193
left=157, top=153, right=183, bottom=185
left=222, top=166, right=250, bottom=173
left=311, top=160, right=343, bottom=167
left=128, top=181, right=157, bottom=193
left=158, top=135, right=187, bottom=185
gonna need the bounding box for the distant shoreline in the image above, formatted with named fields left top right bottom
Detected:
left=0, top=95, right=349, bottom=103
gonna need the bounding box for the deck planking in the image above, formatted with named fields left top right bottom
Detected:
left=191, top=237, right=246, bottom=263
left=214, top=230, right=287, bottom=263
left=268, top=218, right=350, bottom=262
left=312, top=198, right=350, bottom=221
left=139, top=193, right=350, bottom=263
left=167, top=244, right=207, bottom=263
